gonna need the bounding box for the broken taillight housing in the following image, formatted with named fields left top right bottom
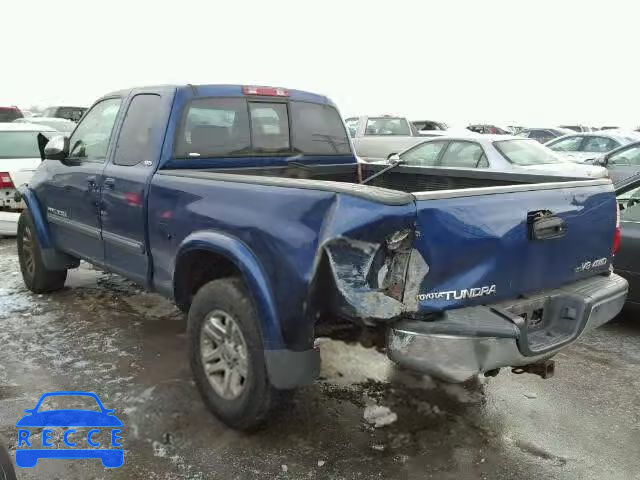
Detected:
left=0, top=172, right=15, bottom=189
left=375, top=229, right=415, bottom=301
left=613, top=202, right=621, bottom=256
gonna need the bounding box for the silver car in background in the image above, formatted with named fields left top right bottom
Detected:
left=387, top=135, right=607, bottom=178
left=517, top=127, right=574, bottom=144
left=545, top=131, right=640, bottom=163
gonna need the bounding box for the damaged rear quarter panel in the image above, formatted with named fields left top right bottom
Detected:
left=315, top=195, right=424, bottom=323
left=149, top=176, right=418, bottom=349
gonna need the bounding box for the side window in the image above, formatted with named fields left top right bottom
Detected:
left=400, top=141, right=446, bottom=166
left=174, top=98, right=250, bottom=158
left=619, top=185, right=640, bottom=222
left=345, top=118, right=359, bottom=138
left=249, top=102, right=289, bottom=152
left=518, top=131, right=531, bottom=138
left=440, top=141, right=485, bottom=168
left=582, top=136, right=618, bottom=153
left=68, top=98, right=122, bottom=162
left=609, top=145, right=640, bottom=166
left=113, top=94, right=162, bottom=166
left=548, top=136, right=583, bottom=152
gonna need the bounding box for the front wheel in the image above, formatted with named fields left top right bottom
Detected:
left=187, top=277, right=286, bottom=430
left=17, top=211, right=67, bottom=293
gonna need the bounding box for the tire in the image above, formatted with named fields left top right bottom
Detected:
left=188, top=277, right=285, bottom=430
left=0, top=445, right=17, bottom=479
left=17, top=210, right=67, bottom=293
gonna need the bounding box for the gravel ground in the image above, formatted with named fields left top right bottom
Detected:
left=0, top=238, right=638, bottom=479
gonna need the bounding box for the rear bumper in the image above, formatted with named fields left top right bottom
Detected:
left=387, top=273, right=627, bottom=382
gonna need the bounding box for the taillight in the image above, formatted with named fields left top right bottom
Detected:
left=613, top=202, right=621, bottom=256
left=242, top=86, right=289, bottom=97
left=0, top=172, right=14, bottom=189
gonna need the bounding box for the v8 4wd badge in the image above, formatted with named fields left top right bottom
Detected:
left=575, top=257, right=608, bottom=273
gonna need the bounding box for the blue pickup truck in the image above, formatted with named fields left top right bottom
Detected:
left=16, top=84, right=627, bottom=430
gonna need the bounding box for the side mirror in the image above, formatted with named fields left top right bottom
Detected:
left=388, top=153, right=401, bottom=163
left=592, top=156, right=607, bottom=166
left=43, top=135, right=69, bottom=161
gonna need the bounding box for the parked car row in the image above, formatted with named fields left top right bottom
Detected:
left=0, top=105, right=86, bottom=123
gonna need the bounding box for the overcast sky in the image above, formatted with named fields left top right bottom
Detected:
left=4, top=0, right=639, bottom=128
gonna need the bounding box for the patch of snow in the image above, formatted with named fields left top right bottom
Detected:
left=152, top=440, right=167, bottom=458
left=364, top=405, right=398, bottom=428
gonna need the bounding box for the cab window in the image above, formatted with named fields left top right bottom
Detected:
left=113, top=94, right=162, bottom=166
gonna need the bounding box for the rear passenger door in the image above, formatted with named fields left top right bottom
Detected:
left=100, top=92, right=170, bottom=285
left=438, top=141, right=488, bottom=169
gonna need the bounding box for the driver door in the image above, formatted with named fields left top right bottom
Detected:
left=41, top=97, right=122, bottom=264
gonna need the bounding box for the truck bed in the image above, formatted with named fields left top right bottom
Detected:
left=160, top=162, right=583, bottom=203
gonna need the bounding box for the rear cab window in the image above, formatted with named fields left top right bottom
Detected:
left=174, top=97, right=351, bottom=158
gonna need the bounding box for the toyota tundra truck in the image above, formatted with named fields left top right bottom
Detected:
left=16, top=84, right=627, bottom=430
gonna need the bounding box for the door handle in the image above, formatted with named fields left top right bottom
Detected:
left=86, top=175, right=98, bottom=192
left=528, top=210, right=567, bottom=240
left=104, top=178, right=115, bottom=189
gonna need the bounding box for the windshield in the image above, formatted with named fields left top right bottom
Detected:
left=0, top=131, right=49, bottom=159
left=364, top=117, right=411, bottom=136
left=0, top=108, right=23, bottom=122
left=55, top=107, right=86, bottom=122
left=494, top=139, right=566, bottom=166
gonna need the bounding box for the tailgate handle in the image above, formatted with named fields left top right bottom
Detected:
left=528, top=211, right=566, bottom=240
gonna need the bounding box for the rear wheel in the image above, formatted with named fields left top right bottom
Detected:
left=17, top=211, right=67, bottom=293
left=188, top=277, right=285, bottom=430
left=0, top=444, right=17, bottom=479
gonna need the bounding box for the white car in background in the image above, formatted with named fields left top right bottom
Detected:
left=545, top=131, right=640, bottom=163
left=13, top=116, right=76, bottom=133
left=0, top=123, right=55, bottom=235
left=386, top=135, right=608, bottom=179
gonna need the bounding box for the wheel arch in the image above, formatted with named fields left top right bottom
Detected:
left=17, top=186, right=79, bottom=270
left=173, top=230, right=284, bottom=349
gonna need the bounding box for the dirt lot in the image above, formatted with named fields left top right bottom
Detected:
left=0, top=238, right=638, bottom=479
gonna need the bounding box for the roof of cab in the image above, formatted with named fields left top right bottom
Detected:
left=100, top=84, right=332, bottom=105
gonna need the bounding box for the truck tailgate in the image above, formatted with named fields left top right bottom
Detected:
left=410, top=180, right=617, bottom=313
